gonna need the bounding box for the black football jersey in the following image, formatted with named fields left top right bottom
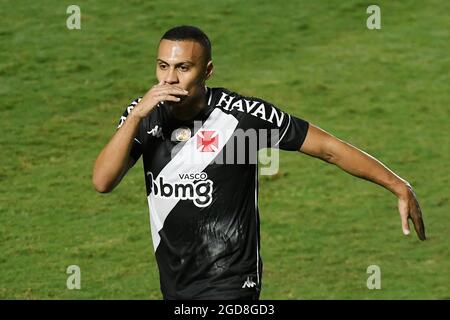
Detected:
left=117, top=87, right=309, bottom=299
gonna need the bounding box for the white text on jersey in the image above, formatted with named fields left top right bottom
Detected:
left=216, top=92, right=285, bottom=127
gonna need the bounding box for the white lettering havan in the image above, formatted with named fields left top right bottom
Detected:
left=216, top=92, right=284, bottom=127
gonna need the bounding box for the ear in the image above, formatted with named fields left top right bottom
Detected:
left=205, top=60, right=214, bottom=80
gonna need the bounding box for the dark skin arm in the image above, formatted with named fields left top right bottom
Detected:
left=299, top=124, right=426, bottom=240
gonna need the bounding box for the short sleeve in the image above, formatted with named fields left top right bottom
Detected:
left=241, top=97, right=309, bottom=151
left=274, top=112, right=309, bottom=151
left=117, top=97, right=143, bottom=162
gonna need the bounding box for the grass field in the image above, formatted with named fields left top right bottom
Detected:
left=0, top=0, right=449, bottom=299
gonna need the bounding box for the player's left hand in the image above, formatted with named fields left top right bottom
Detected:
left=397, top=183, right=426, bottom=241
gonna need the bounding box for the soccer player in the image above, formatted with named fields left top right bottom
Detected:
left=92, top=26, right=426, bottom=300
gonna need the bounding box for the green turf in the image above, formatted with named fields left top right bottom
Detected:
left=1, top=0, right=449, bottom=299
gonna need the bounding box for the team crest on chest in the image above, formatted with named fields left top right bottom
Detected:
left=197, top=130, right=219, bottom=152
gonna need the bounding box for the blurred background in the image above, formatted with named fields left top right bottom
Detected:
left=0, top=0, right=449, bottom=299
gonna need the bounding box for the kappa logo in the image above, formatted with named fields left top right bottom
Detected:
left=147, top=125, right=164, bottom=139
left=242, top=276, right=256, bottom=289
left=197, top=130, right=219, bottom=152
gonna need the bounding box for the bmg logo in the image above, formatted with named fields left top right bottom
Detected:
left=147, top=171, right=213, bottom=208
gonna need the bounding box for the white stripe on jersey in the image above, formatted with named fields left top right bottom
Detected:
left=147, top=108, right=239, bottom=251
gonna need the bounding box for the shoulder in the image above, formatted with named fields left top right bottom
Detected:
left=119, top=96, right=142, bottom=118
left=118, top=96, right=162, bottom=130
left=117, top=97, right=142, bottom=129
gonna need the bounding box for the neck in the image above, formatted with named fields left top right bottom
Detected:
left=169, top=86, right=207, bottom=121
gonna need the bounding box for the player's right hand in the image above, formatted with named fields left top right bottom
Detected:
left=397, top=183, right=426, bottom=241
left=132, top=80, right=189, bottom=119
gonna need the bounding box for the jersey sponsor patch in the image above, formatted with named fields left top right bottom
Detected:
left=216, top=91, right=285, bottom=127
left=147, top=171, right=213, bottom=208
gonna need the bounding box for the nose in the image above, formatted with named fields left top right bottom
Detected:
left=164, top=67, right=179, bottom=84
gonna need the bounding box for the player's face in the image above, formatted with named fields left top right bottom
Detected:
left=156, top=39, right=212, bottom=105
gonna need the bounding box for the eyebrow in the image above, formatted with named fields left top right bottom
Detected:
left=156, top=59, right=194, bottom=66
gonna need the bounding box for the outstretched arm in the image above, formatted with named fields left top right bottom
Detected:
left=299, top=124, right=426, bottom=240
